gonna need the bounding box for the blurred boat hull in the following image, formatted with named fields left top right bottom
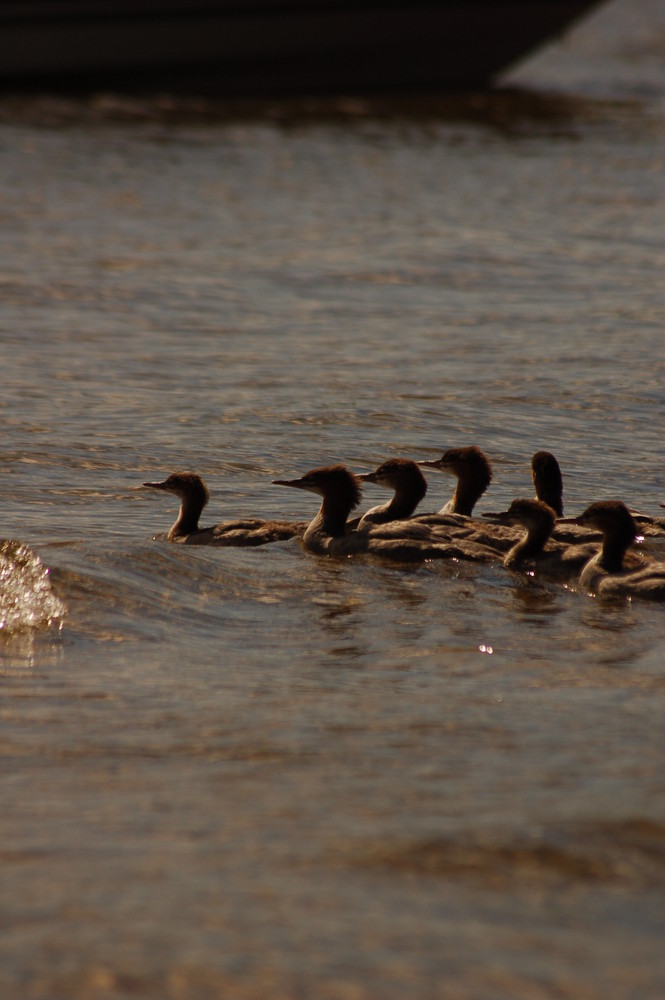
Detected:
left=0, top=1, right=602, bottom=94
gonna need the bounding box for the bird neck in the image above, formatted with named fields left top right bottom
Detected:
left=169, top=496, right=203, bottom=540
left=449, top=477, right=483, bottom=516
left=304, top=493, right=353, bottom=542
left=536, top=486, right=563, bottom=517
left=599, top=529, right=631, bottom=573
left=505, top=520, right=551, bottom=567
left=381, top=489, right=420, bottom=521
left=321, top=491, right=353, bottom=536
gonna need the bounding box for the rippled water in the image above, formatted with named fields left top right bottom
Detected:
left=2, top=0, right=665, bottom=996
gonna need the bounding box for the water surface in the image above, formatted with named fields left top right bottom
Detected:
left=1, top=0, right=665, bottom=996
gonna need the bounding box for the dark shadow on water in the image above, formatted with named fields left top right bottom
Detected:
left=0, top=86, right=642, bottom=136
left=334, top=816, right=665, bottom=888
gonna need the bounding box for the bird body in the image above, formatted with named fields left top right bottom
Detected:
left=561, top=500, right=665, bottom=598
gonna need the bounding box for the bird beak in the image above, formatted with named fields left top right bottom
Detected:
left=417, top=459, right=443, bottom=469
left=142, top=480, right=170, bottom=491
left=482, top=510, right=511, bottom=522
left=272, top=477, right=307, bottom=490
left=557, top=516, right=582, bottom=524
left=358, top=471, right=378, bottom=483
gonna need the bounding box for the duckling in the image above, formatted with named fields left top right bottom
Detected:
left=142, top=472, right=305, bottom=545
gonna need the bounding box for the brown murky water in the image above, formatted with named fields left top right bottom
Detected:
left=1, top=1, right=665, bottom=996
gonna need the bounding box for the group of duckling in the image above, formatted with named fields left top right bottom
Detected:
left=142, top=446, right=665, bottom=600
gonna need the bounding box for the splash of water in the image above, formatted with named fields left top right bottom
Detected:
left=0, top=540, right=67, bottom=635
